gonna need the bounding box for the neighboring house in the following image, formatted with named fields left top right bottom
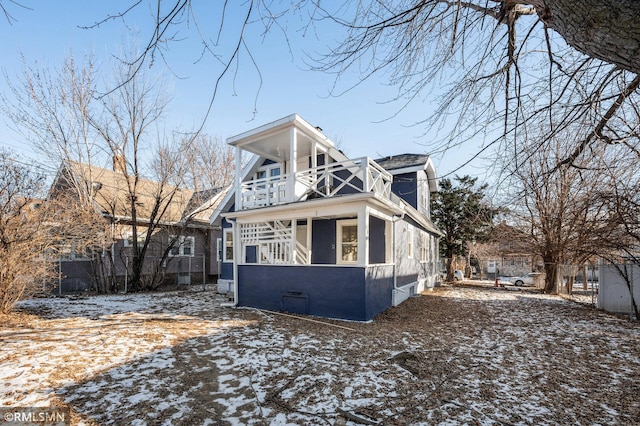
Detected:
left=48, top=160, right=228, bottom=292
left=210, top=114, right=442, bottom=321
left=480, top=222, right=541, bottom=277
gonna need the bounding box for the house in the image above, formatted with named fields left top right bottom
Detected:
left=48, top=160, right=228, bottom=293
left=481, top=222, right=542, bottom=277
left=210, top=114, right=442, bottom=321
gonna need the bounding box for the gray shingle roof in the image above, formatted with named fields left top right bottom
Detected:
left=374, top=154, right=430, bottom=171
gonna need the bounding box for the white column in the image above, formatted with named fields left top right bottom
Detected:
left=235, top=146, right=242, bottom=210
left=358, top=205, right=369, bottom=266
left=307, top=217, right=313, bottom=264
left=289, top=127, right=298, bottom=201
left=291, top=219, right=297, bottom=264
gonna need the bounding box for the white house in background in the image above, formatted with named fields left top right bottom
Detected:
left=210, top=114, right=442, bottom=321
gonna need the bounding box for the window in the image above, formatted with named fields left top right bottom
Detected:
left=407, top=226, right=413, bottom=259
left=337, top=219, right=358, bottom=264
left=420, top=186, right=429, bottom=210
left=123, top=229, right=146, bottom=248
left=169, top=235, right=195, bottom=257
left=223, top=228, right=234, bottom=261
left=255, top=164, right=282, bottom=182
left=420, top=232, right=428, bottom=262
left=216, top=238, right=223, bottom=262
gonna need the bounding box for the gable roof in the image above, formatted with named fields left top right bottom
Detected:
left=53, top=161, right=216, bottom=225
left=374, top=153, right=438, bottom=192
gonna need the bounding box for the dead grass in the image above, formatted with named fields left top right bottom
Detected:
left=2, top=286, right=639, bottom=425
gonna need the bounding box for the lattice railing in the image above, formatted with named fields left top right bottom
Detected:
left=239, top=221, right=309, bottom=264
left=238, top=157, right=392, bottom=210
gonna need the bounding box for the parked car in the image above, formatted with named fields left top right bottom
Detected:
left=454, top=270, right=464, bottom=281
left=510, top=272, right=544, bottom=286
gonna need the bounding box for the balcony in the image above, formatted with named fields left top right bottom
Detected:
left=239, top=157, right=392, bottom=210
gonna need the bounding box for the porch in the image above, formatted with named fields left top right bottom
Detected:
left=238, top=156, right=393, bottom=210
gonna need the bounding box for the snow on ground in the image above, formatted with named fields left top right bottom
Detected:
left=1, top=285, right=639, bottom=425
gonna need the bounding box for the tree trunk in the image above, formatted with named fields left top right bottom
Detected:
left=532, top=0, right=640, bottom=74
left=446, top=247, right=456, bottom=281
left=543, top=258, right=558, bottom=293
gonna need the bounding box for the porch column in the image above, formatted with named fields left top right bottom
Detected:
left=306, top=217, right=313, bottom=264
left=311, top=144, right=317, bottom=169
left=235, top=146, right=242, bottom=210
left=291, top=219, right=297, bottom=264
left=358, top=205, right=369, bottom=266
left=289, top=127, right=297, bottom=200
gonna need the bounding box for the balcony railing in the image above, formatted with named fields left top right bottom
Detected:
left=239, top=157, right=392, bottom=210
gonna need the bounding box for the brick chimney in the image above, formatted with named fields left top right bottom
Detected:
left=113, top=149, right=126, bottom=173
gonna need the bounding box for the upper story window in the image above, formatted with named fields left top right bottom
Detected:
left=420, top=183, right=430, bottom=211
left=255, top=163, right=282, bottom=181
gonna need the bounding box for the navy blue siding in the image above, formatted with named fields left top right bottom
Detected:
left=237, top=265, right=394, bottom=321
left=334, top=169, right=362, bottom=195
left=220, top=262, right=234, bottom=279
left=220, top=218, right=234, bottom=280
left=369, top=216, right=386, bottom=264
left=391, top=172, right=418, bottom=209
left=365, top=265, right=395, bottom=319
left=245, top=245, right=258, bottom=263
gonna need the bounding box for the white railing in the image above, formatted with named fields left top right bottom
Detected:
left=240, top=220, right=310, bottom=265
left=240, top=177, right=288, bottom=209
left=239, top=157, right=392, bottom=210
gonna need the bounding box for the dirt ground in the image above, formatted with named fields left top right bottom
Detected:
left=1, top=284, right=639, bottom=425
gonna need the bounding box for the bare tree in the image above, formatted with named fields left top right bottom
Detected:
left=178, top=134, right=235, bottom=192
left=2, top=54, right=100, bottom=173
left=505, top=134, right=620, bottom=293
left=0, top=150, right=52, bottom=313
left=3, top=52, right=227, bottom=292
left=5, top=2, right=640, bottom=169
left=68, top=1, right=638, bottom=172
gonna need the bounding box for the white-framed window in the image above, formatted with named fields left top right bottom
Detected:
left=255, top=163, right=282, bottom=182
left=216, top=238, right=223, bottom=262
left=420, top=186, right=429, bottom=211
left=169, top=235, right=195, bottom=257
left=123, top=229, right=146, bottom=248
left=223, top=228, right=234, bottom=262
left=420, top=232, right=428, bottom=262
left=407, top=226, right=413, bottom=259
left=337, top=219, right=358, bottom=264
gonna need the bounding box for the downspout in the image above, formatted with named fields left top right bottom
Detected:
left=221, top=218, right=239, bottom=307
left=392, top=210, right=406, bottom=291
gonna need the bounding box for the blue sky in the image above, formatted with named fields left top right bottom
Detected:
left=0, top=1, right=487, bottom=180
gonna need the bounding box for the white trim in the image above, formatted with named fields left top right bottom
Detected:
left=407, top=225, right=414, bottom=259
left=337, top=219, right=358, bottom=265
left=223, top=228, right=234, bottom=262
